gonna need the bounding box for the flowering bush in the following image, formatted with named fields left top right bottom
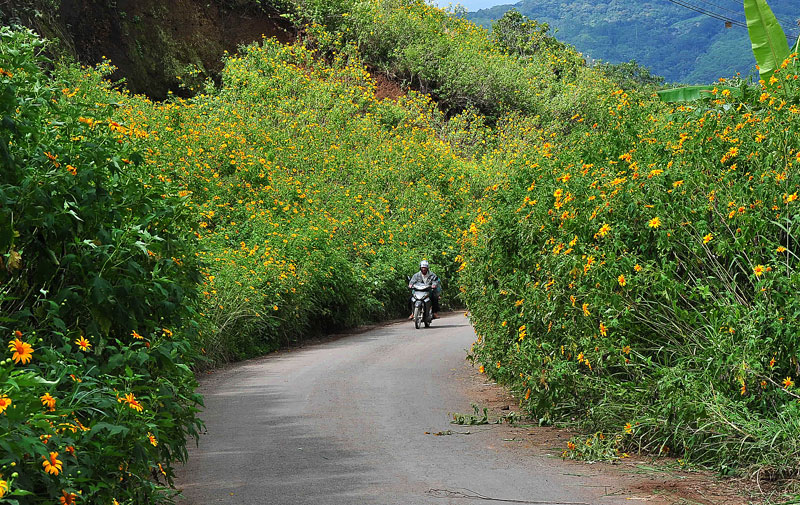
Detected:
left=4, top=0, right=800, bottom=498
left=461, top=56, right=800, bottom=473
left=296, top=0, right=590, bottom=122
left=0, top=28, right=202, bottom=503
left=90, top=37, right=488, bottom=361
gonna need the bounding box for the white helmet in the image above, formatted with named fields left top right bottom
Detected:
left=420, top=260, right=429, bottom=268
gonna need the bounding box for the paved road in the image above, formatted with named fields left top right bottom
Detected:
left=175, top=313, right=643, bottom=505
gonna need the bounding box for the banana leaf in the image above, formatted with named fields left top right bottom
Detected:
left=656, top=85, right=741, bottom=103
left=744, top=0, right=790, bottom=84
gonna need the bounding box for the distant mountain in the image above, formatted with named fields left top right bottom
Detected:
left=464, top=0, right=799, bottom=84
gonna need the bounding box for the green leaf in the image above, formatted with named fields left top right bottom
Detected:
left=656, top=85, right=740, bottom=103
left=91, top=422, right=130, bottom=437
left=106, top=353, right=125, bottom=370
left=744, top=0, right=790, bottom=84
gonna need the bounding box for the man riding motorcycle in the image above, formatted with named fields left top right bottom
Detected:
left=408, top=260, right=440, bottom=319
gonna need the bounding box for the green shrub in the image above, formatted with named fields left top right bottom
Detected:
left=296, top=0, right=589, bottom=123
left=0, top=27, right=202, bottom=503
left=81, top=38, right=491, bottom=362
left=461, top=61, right=800, bottom=474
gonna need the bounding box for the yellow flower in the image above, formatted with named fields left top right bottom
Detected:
left=59, top=490, right=77, bottom=505
left=618, top=274, right=626, bottom=287
left=721, top=146, right=739, bottom=163
left=648, top=217, right=661, bottom=229
left=599, top=322, right=608, bottom=336
left=622, top=345, right=631, bottom=355
left=624, top=422, right=633, bottom=434
left=0, top=477, right=7, bottom=498
left=8, top=338, right=33, bottom=364
left=118, top=392, right=143, bottom=412
left=131, top=330, right=144, bottom=340
left=40, top=393, right=56, bottom=412
left=703, top=233, right=713, bottom=244
left=634, top=264, right=642, bottom=272
left=0, top=395, right=10, bottom=414
left=582, top=303, right=590, bottom=317
left=75, top=336, right=91, bottom=351
left=783, top=376, right=794, bottom=388
left=753, top=264, right=765, bottom=277
left=479, top=365, right=485, bottom=374
left=595, top=223, right=611, bottom=238
left=148, top=432, right=158, bottom=447
left=42, top=452, right=63, bottom=475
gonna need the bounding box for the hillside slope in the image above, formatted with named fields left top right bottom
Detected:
left=465, top=0, right=799, bottom=84
left=0, top=0, right=293, bottom=98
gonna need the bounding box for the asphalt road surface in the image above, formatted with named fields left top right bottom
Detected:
left=175, top=313, right=656, bottom=505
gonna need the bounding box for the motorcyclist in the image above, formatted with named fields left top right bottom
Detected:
left=408, top=260, right=440, bottom=319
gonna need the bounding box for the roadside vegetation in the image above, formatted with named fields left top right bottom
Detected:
left=2, top=0, right=800, bottom=502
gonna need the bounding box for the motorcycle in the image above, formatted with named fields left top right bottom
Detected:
left=409, top=282, right=434, bottom=329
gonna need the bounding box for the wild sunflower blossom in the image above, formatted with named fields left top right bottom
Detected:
left=59, top=490, right=77, bottom=505
left=8, top=338, right=33, bottom=364
left=0, top=395, right=10, bottom=414
left=648, top=217, right=661, bottom=229
left=753, top=265, right=766, bottom=277
left=118, top=392, right=144, bottom=412
left=0, top=477, right=7, bottom=498
left=42, top=452, right=63, bottom=475
left=783, top=376, right=794, bottom=389
left=595, top=223, right=611, bottom=238
left=40, top=393, right=56, bottom=411
left=75, top=336, right=91, bottom=351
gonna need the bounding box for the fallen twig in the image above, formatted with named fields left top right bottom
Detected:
left=426, top=488, right=590, bottom=504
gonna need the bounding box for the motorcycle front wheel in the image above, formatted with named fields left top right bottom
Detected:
left=413, top=306, right=421, bottom=329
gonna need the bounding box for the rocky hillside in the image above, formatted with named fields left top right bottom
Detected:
left=0, top=0, right=293, bottom=98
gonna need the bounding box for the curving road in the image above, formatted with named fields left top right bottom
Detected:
left=175, top=313, right=666, bottom=505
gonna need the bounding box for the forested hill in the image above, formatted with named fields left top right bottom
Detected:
left=465, top=0, right=799, bottom=84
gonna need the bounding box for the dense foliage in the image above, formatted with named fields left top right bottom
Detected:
left=0, top=28, right=202, bottom=503
left=465, top=0, right=800, bottom=85
left=294, top=0, right=588, bottom=121
left=461, top=54, right=800, bottom=473
left=3, top=0, right=800, bottom=501
left=106, top=39, right=492, bottom=361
